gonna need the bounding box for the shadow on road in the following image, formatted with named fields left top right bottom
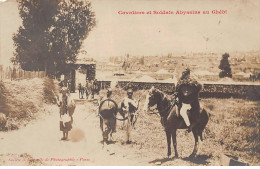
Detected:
left=183, top=154, right=212, bottom=165
left=149, top=157, right=177, bottom=165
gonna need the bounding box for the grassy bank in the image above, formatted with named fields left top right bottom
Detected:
left=100, top=88, right=260, bottom=165
left=0, top=77, right=57, bottom=130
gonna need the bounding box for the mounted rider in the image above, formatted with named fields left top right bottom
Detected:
left=171, top=68, right=202, bottom=132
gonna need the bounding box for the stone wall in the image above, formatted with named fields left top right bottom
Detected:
left=98, top=81, right=260, bottom=100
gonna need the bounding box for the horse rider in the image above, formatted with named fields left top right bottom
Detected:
left=171, top=68, right=202, bottom=132
left=121, top=88, right=140, bottom=128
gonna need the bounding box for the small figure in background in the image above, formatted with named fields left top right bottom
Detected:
left=91, top=79, right=100, bottom=99
left=78, top=83, right=84, bottom=99
left=85, top=79, right=91, bottom=100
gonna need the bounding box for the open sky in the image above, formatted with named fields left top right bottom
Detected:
left=0, top=0, right=259, bottom=66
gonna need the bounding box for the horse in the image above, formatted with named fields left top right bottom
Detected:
left=144, top=87, right=209, bottom=158
left=99, top=99, right=118, bottom=144
left=56, top=87, right=76, bottom=140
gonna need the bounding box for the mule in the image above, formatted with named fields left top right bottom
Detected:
left=144, top=87, right=209, bottom=158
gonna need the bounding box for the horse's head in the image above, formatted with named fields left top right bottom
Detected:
left=144, top=86, right=162, bottom=111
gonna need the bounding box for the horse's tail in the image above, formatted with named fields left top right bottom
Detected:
left=198, top=108, right=209, bottom=141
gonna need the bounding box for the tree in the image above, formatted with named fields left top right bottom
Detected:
left=219, top=53, right=232, bottom=78
left=13, top=0, right=95, bottom=76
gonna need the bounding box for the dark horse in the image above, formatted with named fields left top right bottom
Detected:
left=145, top=87, right=209, bottom=158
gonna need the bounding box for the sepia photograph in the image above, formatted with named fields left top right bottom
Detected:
left=0, top=0, right=259, bottom=166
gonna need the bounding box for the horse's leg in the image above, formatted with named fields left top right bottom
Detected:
left=199, top=132, right=203, bottom=141
left=171, top=129, right=178, bottom=158
left=189, top=130, right=199, bottom=158
left=166, top=131, right=172, bottom=158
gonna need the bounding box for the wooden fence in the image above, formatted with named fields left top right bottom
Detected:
left=0, top=66, right=46, bottom=81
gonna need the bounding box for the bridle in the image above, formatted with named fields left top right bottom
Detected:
left=147, top=89, right=175, bottom=118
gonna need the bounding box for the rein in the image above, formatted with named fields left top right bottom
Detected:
left=149, top=90, right=175, bottom=119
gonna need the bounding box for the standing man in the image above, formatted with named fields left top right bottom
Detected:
left=91, top=79, right=99, bottom=99
left=121, top=88, right=140, bottom=128
left=78, top=83, right=84, bottom=99
left=85, top=78, right=91, bottom=99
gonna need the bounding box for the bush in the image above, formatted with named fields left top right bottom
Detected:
left=0, top=82, right=9, bottom=116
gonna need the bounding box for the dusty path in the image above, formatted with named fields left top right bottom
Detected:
left=0, top=93, right=218, bottom=166
left=0, top=94, right=153, bottom=166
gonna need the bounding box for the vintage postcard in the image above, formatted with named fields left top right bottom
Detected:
left=0, top=0, right=259, bottom=166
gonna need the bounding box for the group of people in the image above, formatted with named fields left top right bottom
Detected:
left=56, top=67, right=202, bottom=140
left=99, top=87, right=140, bottom=121
left=78, top=79, right=99, bottom=99
left=98, top=68, right=201, bottom=134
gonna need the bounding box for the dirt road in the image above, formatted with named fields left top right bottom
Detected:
left=0, top=95, right=157, bottom=166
